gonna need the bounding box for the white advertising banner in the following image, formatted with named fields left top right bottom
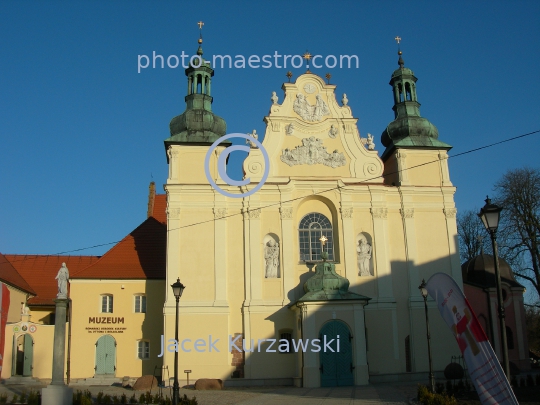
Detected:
left=425, top=272, right=518, bottom=405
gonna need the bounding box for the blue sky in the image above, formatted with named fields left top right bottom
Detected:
left=1, top=1, right=539, bottom=257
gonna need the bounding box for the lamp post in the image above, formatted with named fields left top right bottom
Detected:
left=419, top=279, right=435, bottom=393
left=478, top=196, right=510, bottom=378
left=171, top=278, right=185, bottom=405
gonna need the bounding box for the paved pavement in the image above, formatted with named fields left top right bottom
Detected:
left=0, top=382, right=419, bottom=404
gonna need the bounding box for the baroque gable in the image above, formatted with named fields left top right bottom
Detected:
left=243, top=73, right=383, bottom=182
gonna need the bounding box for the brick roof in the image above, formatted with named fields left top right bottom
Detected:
left=0, top=253, right=36, bottom=295
left=3, top=254, right=99, bottom=306
left=72, top=217, right=166, bottom=280
left=151, top=194, right=167, bottom=224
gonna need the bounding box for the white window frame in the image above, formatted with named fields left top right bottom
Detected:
left=137, top=340, right=150, bottom=359
left=134, top=294, right=147, bottom=313
left=101, top=294, right=113, bottom=313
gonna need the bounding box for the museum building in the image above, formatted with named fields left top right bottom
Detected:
left=2, top=43, right=520, bottom=387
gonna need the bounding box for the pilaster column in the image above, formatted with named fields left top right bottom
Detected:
left=167, top=147, right=179, bottom=181
left=213, top=207, right=228, bottom=306
left=395, top=150, right=409, bottom=186
left=443, top=208, right=463, bottom=283
left=279, top=206, right=295, bottom=303
left=300, top=304, right=319, bottom=388
left=340, top=206, right=356, bottom=281
left=353, top=303, right=369, bottom=384
left=248, top=208, right=262, bottom=304
left=371, top=207, right=394, bottom=300
left=438, top=152, right=452, bottom=186
left=400, top=207, right=419, bottom=298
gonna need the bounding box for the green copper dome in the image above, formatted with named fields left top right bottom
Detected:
left=380, top=53, right=451, bottom=161
left=298, top=253, right=371, bottom=302
left=165, top=44, right=229, bottom=147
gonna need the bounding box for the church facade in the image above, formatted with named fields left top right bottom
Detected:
left=1, top=46, right=466, bottom=387
left=160, top=45, right=462, bottom=386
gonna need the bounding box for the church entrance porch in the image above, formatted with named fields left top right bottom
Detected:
left=12, top=334, right=33, bottom=377
left=95, top=335, right=116, bottom=375
left=320, top=320, right=354, bottom=387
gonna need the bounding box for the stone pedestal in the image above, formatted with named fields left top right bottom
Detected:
left=42, top=385, right=73, bottom=405
left=42, top=298, right=72, bottom=405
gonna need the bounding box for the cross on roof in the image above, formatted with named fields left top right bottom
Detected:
left=197, top=21, right=204, bottom=29
left=319, top=235, right=328, bottom=246
left=394, top=36, right=401, bottom=44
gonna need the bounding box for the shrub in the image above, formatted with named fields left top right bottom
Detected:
left=113, top=394, right=120, bottom=404
left=81, top=396, right=93, bottom=405
left=418, top=384, right=457, bottom=405
left=103, top=394, right=112, bottom=404
left=179, top=394, right=198, bottom=405
left=27, top=390, right=39, bottom=405
left=139, top=393, right=146, bottom=404
left=0, top=393, right=7, bottom=404
left=121, top=393, right=127, bottom=404
left=20, top=390, right=27, bottom=403
left=12, top=394, right=19, bottom=404
left=129, top=393, right=138, bottom=404
left=98, top=391, right=104, bottom=403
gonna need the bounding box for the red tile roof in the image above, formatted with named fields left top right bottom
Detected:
left=72, top=217, right=166, bottom=280
left=3, top=255, right=99, bottom=305
left=0, top=253, right=36, bottom=295
left=151, top=194, right=167, bottom=224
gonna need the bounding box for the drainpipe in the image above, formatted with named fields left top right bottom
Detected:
left=66, top=298, right=72, bottom=384
left=295, top=302, right=305, bottom=386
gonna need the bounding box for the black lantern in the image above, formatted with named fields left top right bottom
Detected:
left=171, top=278, right=185, bottom=299
left=478, top=196, right=502, bottom=233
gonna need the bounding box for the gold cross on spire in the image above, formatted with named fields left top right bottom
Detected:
left=302, top=51, right=312, bottom=61
left=197, top=21, right=204, bottom=29
left=394, top=36, right=401, bottom=44
left=319, top=235, right=328, bottom=246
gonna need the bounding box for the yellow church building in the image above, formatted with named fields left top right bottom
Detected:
left=1, top=44, right=465, bottom=387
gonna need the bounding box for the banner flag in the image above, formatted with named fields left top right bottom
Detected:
left=425, top=272, right=518, bottom=405
left=0, top=283, right=10, bottom=379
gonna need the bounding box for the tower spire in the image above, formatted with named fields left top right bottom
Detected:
left=395, top=36, right=404, bottom=68
left=197, top=21, right=204, bottom=56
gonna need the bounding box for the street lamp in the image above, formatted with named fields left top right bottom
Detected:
left=171, top=278, right=185, bottom=405
left=478, top=196, right=510, bottom=378
left=419, top=279, right=435, bottom=393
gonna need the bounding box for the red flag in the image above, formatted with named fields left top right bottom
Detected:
left=0, top=283, right=10, bottom=379
left=426, top=273, right=518, bottom=405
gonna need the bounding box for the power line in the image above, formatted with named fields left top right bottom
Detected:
left=2, top=128, right=539, bottom=264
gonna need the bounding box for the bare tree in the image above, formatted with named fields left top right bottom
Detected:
left=457, top=209, right=491, bottom=263
left=493, top=167, right=540, bottom=305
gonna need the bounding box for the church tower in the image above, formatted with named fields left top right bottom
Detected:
left=380, top=49, right=452, bottom=187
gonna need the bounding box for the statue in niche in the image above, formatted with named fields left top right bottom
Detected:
left=357, top=236, right=372, bottom=276
left=56, top=262, right=70, bottom=298
left=265, top=239, right=280, bottom=278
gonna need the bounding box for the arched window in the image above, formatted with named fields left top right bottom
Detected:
left=299, top=213, right=334, bottom=262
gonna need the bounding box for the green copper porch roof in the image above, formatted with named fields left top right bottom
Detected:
left=295, top=253, right=371, bottom=303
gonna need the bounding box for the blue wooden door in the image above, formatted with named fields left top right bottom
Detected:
left=95, top=335, right=116, bottom=375
left=23, top=334, right=33, bottom=377
left=320, top=320, right=354, bottom=387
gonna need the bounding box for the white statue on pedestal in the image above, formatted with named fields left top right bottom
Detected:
left=264, top=240, right=280, bottom=278
left=357, top=236, right=372, bottom=276
left=55, top=263, right=69, bottom=298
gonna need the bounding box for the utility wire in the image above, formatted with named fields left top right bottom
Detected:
left=2, top=128, right=539, bottom=264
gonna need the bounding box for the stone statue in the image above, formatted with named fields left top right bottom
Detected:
left=271, top=91, right=278, bottom=105
left=246, top=129, right=258, bottom=148
left=366, top=133, right=375, bottom=150
left=357, top=237, right=372, bottom=276
left=55, top=262, right=69, bottom=298
left=342, top=93, right=348, bottom=106
left=264, top=240, right=280, bottom=278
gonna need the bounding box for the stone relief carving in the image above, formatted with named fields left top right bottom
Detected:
left=293, top=93, right=330, bottom=122
left=279, top=207, right=293, bottom=219
left=357, top=235, right=372, bottom=276
left=264, top=239, right=280, bottom=278
left=340, top=207, right=353, bottom=219
left=400, top=208, right=414, bottom=219
left=371, top=208, right=388, bottom=219
left=285, top=123, right=294, bottom=136
left=246, top=129, right=258, bottom=148
left=444, top=208, right=457, bottom=218
left=167, top=208, right=181, bottom=219
left=271, top=121, right=280, bottom=131
left=303, top=83, right=316, bottom=94
left=55, top=262, right=69, bottom=298
left=328, top=124, right=338, bottom=139
left=280, top=137, right=346, bottom=168
left=248, top=208, right=261, bottom=219
left=271, top=91, right=278, bottom=105
left=167, top=146, right=180, bottom=159
left=213, top=208, right=228, bottom=219
left=342, top=94, right=348, bottom=106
